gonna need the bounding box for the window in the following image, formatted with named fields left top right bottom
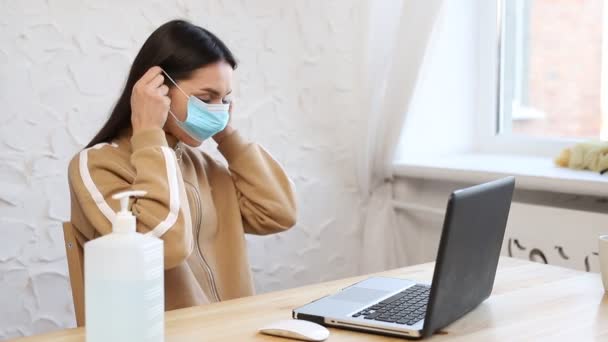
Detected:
left=499, top=0, right=606, bottom=140
left=394, top=1, right=608, bottom=190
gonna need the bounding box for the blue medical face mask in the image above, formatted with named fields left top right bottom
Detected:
left=162, top=70, right=230, bottom=142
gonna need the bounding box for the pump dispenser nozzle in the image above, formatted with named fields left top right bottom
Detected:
left=111, top=190, right=147, bottom=233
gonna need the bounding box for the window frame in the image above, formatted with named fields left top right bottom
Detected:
left=475, top=0, right=581, bottom=158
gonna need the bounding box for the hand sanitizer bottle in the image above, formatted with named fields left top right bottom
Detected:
left=85, top=190, right=164, bottom=342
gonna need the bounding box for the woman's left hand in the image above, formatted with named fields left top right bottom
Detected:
left=213, top=100, right=235, bottom=144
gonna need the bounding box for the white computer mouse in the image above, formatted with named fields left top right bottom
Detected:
left=259, top=319, right=330, bottom=341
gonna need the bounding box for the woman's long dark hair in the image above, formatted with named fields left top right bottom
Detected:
left=86, top=20, right=237, bottom=148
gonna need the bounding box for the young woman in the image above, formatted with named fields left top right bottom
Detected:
left=68, top=20, right=297, bottom=310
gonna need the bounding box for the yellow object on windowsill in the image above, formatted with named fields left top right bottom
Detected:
left=554, top=141, right=608, bottom=174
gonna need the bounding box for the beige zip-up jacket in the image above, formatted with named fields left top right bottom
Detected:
left=68, top=128, right=297, bottom=310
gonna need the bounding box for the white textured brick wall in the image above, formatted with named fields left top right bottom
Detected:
left=0, top=0, right=366, bottom=338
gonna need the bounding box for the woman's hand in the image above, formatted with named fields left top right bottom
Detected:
left=131, top=66, right=171, bottom=133
left=213, top=99, right=236, bottom=144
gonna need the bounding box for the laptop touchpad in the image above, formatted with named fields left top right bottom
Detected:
left=332, top=287, right=390, bottom=303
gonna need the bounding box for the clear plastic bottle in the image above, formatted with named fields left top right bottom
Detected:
left=85, top=190, right=164, bottom=342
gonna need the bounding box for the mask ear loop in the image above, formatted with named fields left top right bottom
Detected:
left=161, top=69, right=189, bottom=98
left=160, top=69, right=204, bottom=143
left=161, top=69, right=189, bottom=120
left=161, top=69, right=229, bottom=117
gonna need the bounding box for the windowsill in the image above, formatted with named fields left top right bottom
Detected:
left=393, top=153, right=608, bottom=197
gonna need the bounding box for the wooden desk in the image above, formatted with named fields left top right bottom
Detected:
left=14, top=258, right=608, bottom=341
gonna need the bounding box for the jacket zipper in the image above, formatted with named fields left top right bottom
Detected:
left=185, top=182, right=221, bottom=302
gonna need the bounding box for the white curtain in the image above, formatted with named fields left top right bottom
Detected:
left=358, top=0, right=445, bottom=273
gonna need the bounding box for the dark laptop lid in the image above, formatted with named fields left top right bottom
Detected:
left=422, top=177, right=515, bottom=337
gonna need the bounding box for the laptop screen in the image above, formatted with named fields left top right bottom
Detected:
left=422, top=177, right=515, bottom=337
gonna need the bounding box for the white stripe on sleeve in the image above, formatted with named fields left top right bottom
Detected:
left=79, top=143, right=116, bottom=224
left=146, top=146, right=180, bottom=237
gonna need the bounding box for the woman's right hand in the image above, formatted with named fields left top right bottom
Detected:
left=131, top=66, right=171, bottom=133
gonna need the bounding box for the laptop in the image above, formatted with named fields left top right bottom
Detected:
left=293, top=177, right=515, bottom=339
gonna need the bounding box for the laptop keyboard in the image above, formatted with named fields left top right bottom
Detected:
left=351, top=284, right=430, bottom=326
